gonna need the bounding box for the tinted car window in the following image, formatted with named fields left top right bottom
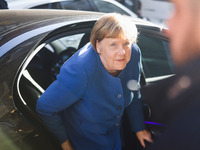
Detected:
left=60, top=0, right=95, bottom=11
left=19, top=33, right=85, bottom=110
left=31, top=0, right=96, bottom=11
left=138, top=34, right=174, bottom=79
left=93, top=0, right=130, bottom=16
left=31, top=2, right=62, bottom=9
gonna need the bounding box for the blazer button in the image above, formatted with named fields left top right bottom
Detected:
left=115, top=123, right=119, bottom=127
left=118, top=105, right=122, bottom=110
left=116, top=115, right=120, bottom=119
left=116, top=94, right=122, bottom=98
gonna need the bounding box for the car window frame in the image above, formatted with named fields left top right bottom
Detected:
left=12, top=20, right=96, bottom=146
left=137, top=26, right=174, bottom=84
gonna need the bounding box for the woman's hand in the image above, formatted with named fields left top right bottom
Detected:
left=136, top=129, right=153, bottom=148
left=61, top=139, right=74, bottom=150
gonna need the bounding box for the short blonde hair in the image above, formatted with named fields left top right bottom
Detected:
left=90, top=13, right=138, bottom=51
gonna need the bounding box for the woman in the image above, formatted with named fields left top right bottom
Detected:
left=36, top=13, right=152, bottom=150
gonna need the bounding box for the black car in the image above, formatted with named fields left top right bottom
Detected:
left=0, top=10, right=174, bottom=150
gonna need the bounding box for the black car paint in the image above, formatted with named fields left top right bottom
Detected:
left=0, top=10, right=169, bottom=150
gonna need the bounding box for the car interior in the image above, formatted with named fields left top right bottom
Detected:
left=16, top=22, right=174, bottom=149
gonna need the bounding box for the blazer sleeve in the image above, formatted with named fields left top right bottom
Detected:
left=125, top=44, right=145, bottom=132
left=36, top=62, right=88, bottom=143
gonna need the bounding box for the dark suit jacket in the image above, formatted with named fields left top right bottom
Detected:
left=145, top=57, right=200, bottom=150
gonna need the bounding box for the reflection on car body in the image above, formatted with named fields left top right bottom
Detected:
left=8, top=0, right=137, bottom=17
left=0, top=9, right=174, bottom=150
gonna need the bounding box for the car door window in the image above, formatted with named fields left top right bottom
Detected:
left=31, top=2, right=62, bottom=9
left=93, top=0, right=130, bottom=16
left=60, top=0, right=95, bottom=11
left=31, top=0, right=95, bottom=11
left=18, top=32, right=87, bottom=110
left=137, top=33, right=174, bottom=80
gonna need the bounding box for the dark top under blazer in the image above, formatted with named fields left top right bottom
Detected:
left=36, top=43, right=145, bottom=150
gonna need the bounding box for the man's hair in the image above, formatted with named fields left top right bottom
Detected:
left=90, top=13, right=138, bottom=51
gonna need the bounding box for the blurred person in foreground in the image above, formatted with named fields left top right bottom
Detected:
left=36, top=13, right=152, bottom=150
left=146, top=0, right=200, bottom=149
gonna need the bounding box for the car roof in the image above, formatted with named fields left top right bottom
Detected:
left=0, top=9, right=158, bottom=34
left=0, top=9, right=103, bottom=35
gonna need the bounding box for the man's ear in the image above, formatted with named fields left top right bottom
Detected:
left=96, top=40, right=101, bottom=54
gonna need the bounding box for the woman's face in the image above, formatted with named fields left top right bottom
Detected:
left=96, top=37, right=132, bottom=72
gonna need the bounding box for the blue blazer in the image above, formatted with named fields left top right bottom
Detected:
left=36, top=43, right=145, bottom=150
